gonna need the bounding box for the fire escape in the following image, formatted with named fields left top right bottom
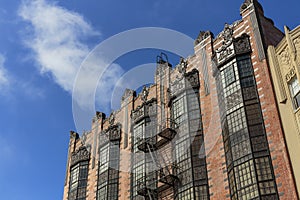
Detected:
left=136, top=119, right=180, bottom=200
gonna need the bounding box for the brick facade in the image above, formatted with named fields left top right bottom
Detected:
left=63, top=1, right=298, bottom=199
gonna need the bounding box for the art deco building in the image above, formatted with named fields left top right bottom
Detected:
left=268, top=25, right=300, bottom=196
left=63, top=1, right=299, bottom=199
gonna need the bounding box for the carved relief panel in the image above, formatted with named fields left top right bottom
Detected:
left=294, top=37, right=300, bottom=64
left=71, top=146, right=90, bottom=166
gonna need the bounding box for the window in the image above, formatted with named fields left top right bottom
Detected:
left=245, top=104, right=262, bottom=126
left=234, top=160, right=259, bottom=200
left=99, top=144, right=109, bottom=174
left=172, top=95, right=187, bottom=126
left=227, top=108, right=247, bottom=133
left=224, top=65, right=236, bottom=86
left=237, top=55, right=255, bottom=88
left=69, top=161, right=89, bottom=200
left=97, top=141, right=120, bottom=200
left=237, top=56, right=253, bottom=78
left=220, top=55, right=279, bottom=200
left=289, top=76, right=300, bottom=109
left=255, top=157, right=273, bottom=182
left=194, top=185, right=209, bottom=200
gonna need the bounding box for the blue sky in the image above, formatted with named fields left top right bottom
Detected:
left=0, top=0, right=299, bottom=199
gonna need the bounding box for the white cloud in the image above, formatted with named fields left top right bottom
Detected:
left=18, top=0, right=126, bottom=115
left=95, top=64, right=124, bottom=113
left=0, top=54, right=9, bottom=88
left=18, top=0, right=99, bottom=93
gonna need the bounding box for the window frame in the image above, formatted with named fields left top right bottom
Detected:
left=288, top=76, right=300, bottom=110
left=68, top=160, right=89, bottom=200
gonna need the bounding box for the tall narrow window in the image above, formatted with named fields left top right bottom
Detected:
left=289, top=76, right=300, bottom=109
left=69, top=161, right=89, bottom=200
left=224, top=65, right=236, bottom=87
left=97, top=135, right=120, bottom=200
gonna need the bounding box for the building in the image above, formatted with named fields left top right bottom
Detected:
left=268, top=25, right=300, bottom=196
left=63, top=1, right=299, bottom=199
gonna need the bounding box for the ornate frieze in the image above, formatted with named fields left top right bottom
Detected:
left=71, top=146, right=90, bottom=166
left=279, top=48, right=292, bottom=66
left=178, top=57, right=188, bottom=74
left=99, top=131, right=109, bottom=147
left=213, top=24, right=235, bottom=66
left=105, top=124, right=122, bottom=141
left=131, top=98, right=157, bottom=123
left=169, top=69, right=200, bottom=99
left=141, top=86, right=149, bottom=102
left=185, top=69, right=200, bottom=89
left=294, top=37, right=300, bottom=60
left=213, top=31, right=252, bottom=67
left=233, top=33, right=252, bottom=55
left=285, top=67, right=296, bottom=82
left=99, top=124, right=122, bottom=148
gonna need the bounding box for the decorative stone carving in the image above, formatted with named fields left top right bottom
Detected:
left=178, top=57, right=188, bottom=74
left=105, top=124, right=122, bottom=141
left=279, top=49, right=291, bottom=66
left=213, top=33, right=251, bottom=67
left=295, top=37, right=300, bottom=57
left=233, top=33, right=252, bottom=55
left=99, top=131, right=109, bottom=147
left=131, top=98, right=157, bottom=123
left=214, top=24, right=235, bottom=65
left=96, top=111, right=105, bottom=119
left=240, top=0, right=252, bottom=13
left=221, top=23, right=234, bottom=45
left=93, top=111, right=105, bottom=123
left=71, top=146, right=90, bottom=166
left=186, top=69, right=200, bottom=89
left=169, top=69, right=199, bottom=98
left=170, top=76, right=185, bottom=97
left=295, top=37, right=300, bottom=49
left=70, top=130, right=78, bottom=140
left=109, top=112, right=115, bottom=125
left=194, top=31, right=212, bottom=46
left=141, top=86, right=149, bottom=102
left=240, top=0, right=263, bottom=14
left=285, top=67, right=296, bottom=82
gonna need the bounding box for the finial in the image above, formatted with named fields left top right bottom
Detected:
left=141, top=86, right=149, bottom=102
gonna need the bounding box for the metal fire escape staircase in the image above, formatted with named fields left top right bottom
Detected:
left=136, top=119, right=180, bottom=199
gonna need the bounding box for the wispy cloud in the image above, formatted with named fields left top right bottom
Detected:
left=0, top=53, right=44, bottom=100
left=0, top=54, right=9, bottom=90
left=95, top=64, right=124, bottom=112
left=18, top=0, right=124, bottom=115
left=18, top=0, right=99, bottom=93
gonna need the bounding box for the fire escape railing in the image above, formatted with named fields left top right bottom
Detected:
left=136, top=119, right=180, bottom=199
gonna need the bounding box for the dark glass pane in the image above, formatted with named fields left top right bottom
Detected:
left=224, top=65, right=236, bottom=86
